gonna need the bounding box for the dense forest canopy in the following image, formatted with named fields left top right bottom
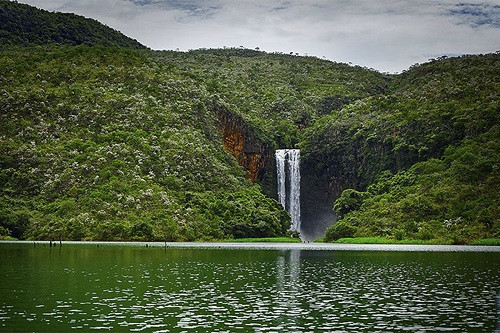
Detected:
left=0, top=1, right=498, bottom=243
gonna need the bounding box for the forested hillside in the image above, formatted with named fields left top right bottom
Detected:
left=0, top=1, right=145, bottom=49
left=0, top=46, right=289, bottom=241
left=0, top=1, right=498, bottom=243
left=319, top=54, right=500, bottom=243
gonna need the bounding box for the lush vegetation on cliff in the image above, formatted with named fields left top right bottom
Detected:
left=303, top=54, right=498, bottom=191
left=152, top=48, right=390, bottom=149
left=326, top=128, right=499, bottom=243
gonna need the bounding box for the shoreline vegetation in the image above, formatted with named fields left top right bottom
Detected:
left=1, top=236, right=499, bottom=246
left=319, top=237, right=500, bottom=246
left=221, top=237, right=302, bottom=243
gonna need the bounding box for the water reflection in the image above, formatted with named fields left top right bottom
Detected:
left=497, top=293, right=500, bottom=333
left=275, top=250, right=301, bottom=329
left=1, top=244, right=499, bottom=332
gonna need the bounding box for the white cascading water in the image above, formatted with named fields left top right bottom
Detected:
left=275, top=149, right=301, bottom=232
left=276, top=150, right=287, bottom=209
left=288, top=150, right=301, bottom=232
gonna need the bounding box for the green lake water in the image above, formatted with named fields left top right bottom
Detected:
left=1, top=242, right=499, bottom=332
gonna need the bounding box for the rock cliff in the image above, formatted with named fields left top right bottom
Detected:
left=215, top=107, right=276, bottom=195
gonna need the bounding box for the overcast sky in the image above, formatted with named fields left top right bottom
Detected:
left=19, top=0, right=500, bottom=72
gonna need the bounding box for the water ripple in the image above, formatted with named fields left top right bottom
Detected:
left=0, top=245, right=499, bottom=332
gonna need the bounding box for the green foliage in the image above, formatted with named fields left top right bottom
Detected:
left=314, top=53, right=499, bottom=244
left=333, top=189, right=368, bottom=218
left=324, top=220, right=356, bottom=242
left=150, top=48, right=390, bottom=149
left=302, top=53, right=499, bottom=193
left=333, top=237, right=452, bottom=245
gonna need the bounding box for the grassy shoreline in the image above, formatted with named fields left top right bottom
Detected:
left=316, top=237, right=500, bottom=246
left=468, top=238, right=500, bottom=246
left=220, top=237, right=302, bottom=243
left=333, top=237, right=451, bottom=245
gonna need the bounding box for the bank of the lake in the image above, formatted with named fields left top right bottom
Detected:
left=2, top=240, right=500, bottom=252
left=314, top=237, right=500, bottom=246
left=221, top=237, right=302, bottom=243
left=469, top=238, right=500, bottom=246
left=2, top=237, right=500, bottom=246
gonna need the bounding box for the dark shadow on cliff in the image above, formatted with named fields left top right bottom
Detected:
left=300, top=171, right=336, bottom=242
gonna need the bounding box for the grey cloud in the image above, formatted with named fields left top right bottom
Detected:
left=448, top=3, right=500, bottom=27
left=132, top=0, right=221, bottom=19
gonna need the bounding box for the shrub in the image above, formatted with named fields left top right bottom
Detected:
left=393, top=229, right=405, bottom=240
left=333, top=189, right=369, bottom=218
left=129, top=221, right=154, bottom=241
left=325, top=220, right=356, bottom=242
left=0, top=225, right=11, bottom=237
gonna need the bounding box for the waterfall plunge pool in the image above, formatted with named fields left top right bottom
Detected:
left=1, top=241, right=499, bottom=332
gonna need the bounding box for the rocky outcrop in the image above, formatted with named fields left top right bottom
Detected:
left=214, top=107, right=275, bottom=192
left=220, top=119, right=264, bottom=182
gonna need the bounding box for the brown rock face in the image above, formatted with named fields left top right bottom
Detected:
left=216, top=108, right=272, bottom=183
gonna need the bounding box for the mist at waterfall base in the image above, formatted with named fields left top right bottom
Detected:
left=275, top=149, right=336, bottom=241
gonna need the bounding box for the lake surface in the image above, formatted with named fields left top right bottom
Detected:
left=1, top=242, right=499, bottom=332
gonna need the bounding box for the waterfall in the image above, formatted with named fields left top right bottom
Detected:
left=288, top=150, right=301, bottom=233
left=276, top=150, right=287, bottom=208
left=275, top=149, right=301, bottom=232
